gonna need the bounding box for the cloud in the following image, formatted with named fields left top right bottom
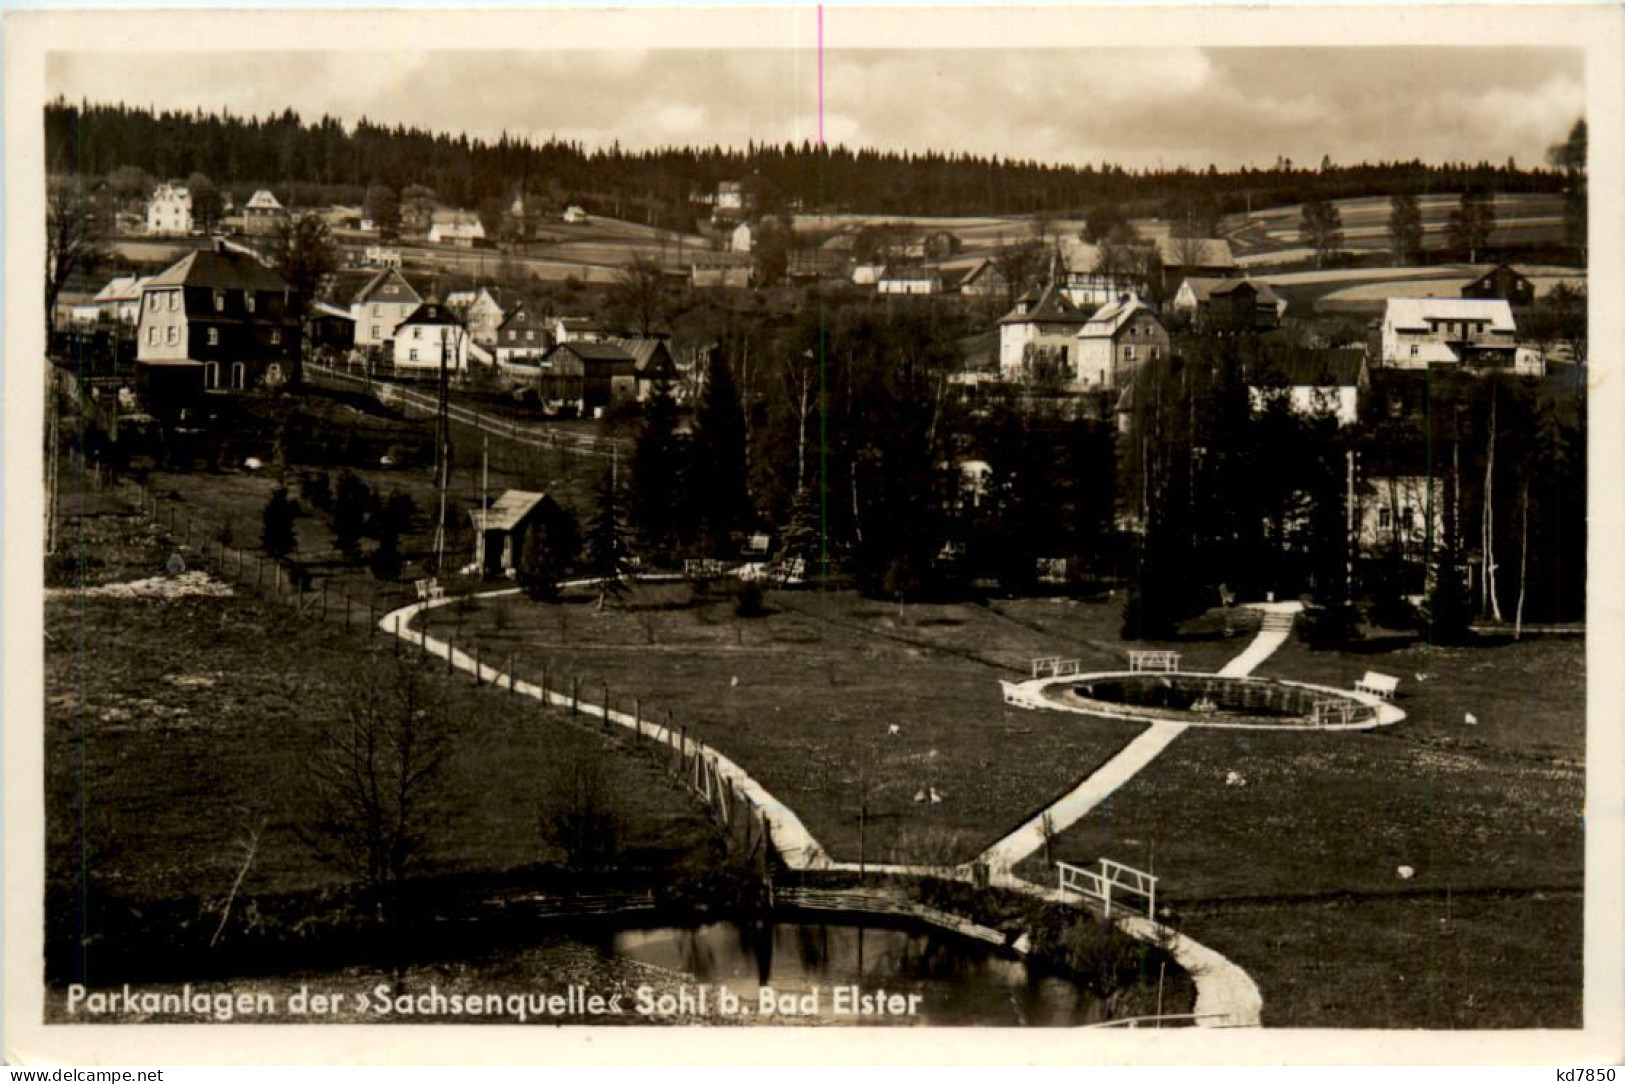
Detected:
left=47, top=46, right=1582, bottom=171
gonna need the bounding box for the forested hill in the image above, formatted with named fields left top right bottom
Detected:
left=47, top=98, right=1565, bottom=225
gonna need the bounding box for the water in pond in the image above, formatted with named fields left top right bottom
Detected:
left=610, top=920, right=1105, bottom=1026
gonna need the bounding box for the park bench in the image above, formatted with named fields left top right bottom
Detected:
left=1032, top=656, right=1081, bottom=679
left=1128, top=650, right=1181, bottom=673
left=1355, top=671, right=1399, bottom=699
left=414, top=577, right=445, bottom=603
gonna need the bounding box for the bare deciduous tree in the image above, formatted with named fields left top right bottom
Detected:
left=46, top=175, right=107, bottom=327
left=300, top=662, right=454, bottom=923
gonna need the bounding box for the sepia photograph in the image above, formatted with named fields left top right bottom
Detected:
left=5, top=4, right=1622, bottom=1067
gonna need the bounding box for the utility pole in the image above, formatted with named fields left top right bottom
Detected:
left=432, top=320, right=452, bottom=573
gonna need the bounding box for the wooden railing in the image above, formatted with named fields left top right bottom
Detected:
left=1057, top=858, right=1158, bottom=920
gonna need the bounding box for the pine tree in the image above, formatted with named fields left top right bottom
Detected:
left=1300, top=197, right=1344, bottom=268
left=331, top=469, right=371, bottom=560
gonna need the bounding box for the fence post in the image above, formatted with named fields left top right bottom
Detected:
left=602, top=683, right=610, bottom=730
left=256, top=556, right=264, bottom=588
left=447, top=633, right=455, bottom=675
left=344, top=592, right=351, bottom=629
left=634, top=698, right=642, bottom=740
left=473, top=652, right=481, bottom=686
left=570, top=677, right=580, bottom=714
left=508, top=654, right=516, bottom=695
left=541, top=664, right=549, bottom=700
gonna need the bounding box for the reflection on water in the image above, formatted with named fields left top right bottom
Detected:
left=610, top=920, right=1103, bottom=1026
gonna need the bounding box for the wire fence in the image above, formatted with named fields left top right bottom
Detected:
left=64, top=455, right=782, bottom=872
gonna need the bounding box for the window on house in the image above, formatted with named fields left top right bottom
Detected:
left=409, top=349, right=419, bottom=362
left=204, top=362, right=219, bottom=388
left=147, top=327, right=158, bottom=345
left=214, top=291, right=225, bottom=312
left=168, top=292, right=179, bottom=312
left=245, top=294, right=255, bottom=314
left=1124, top=345, right=1135, bottom=360
left=373, top=305, right=380, bottom=317
left=414, top=327, right=422, bottom=340
left=1151, top=346, right=1160, bottom=360
left=207, top=328, right=219, bottom=346
left=1410, top=344, right=1420, bottom=358
left=1378, top=507, right=1393, bottom=530
left=166, top=326, right=179, bottom=346
left=526, top=330, right=534, bottom=342
left=271, top=330, right=281, bottom=345
left=372, top=326, right=381, bottom=341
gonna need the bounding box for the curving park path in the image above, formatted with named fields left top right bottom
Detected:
left=380, top=588, right=1334, bottom=1028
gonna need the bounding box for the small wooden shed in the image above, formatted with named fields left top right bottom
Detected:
left=469, top=489, right=555, bottom=577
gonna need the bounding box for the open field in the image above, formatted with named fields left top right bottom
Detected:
left=44, top=498, right=718, bottom=979
left=422, top=585, right=1251, bottom=866
left=1021, top=633, right=1584, bottom=1027
left=1225, top=192, right=1566, bottom=259
left=1254, top=261, right=1585, bottom=316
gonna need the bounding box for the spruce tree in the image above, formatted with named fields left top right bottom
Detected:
left=628, top=380, right=683, bottom=565
left=261, top=486, right=297, bottom=559
left=587, top=466, right=633, bottom=611
left=686, top=348, right=751, bottom=555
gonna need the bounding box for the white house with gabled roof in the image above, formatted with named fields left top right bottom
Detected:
left=1379, top=298, right=1518, bottom=371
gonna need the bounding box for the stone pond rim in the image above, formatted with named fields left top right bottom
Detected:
left=1014, top=670, right=1405, bottom=731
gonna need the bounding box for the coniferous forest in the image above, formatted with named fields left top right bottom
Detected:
left=46, top=98, right=1565, bottom=224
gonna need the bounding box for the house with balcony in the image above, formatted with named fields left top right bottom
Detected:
left=1379, top=298, right=1518, bottom=371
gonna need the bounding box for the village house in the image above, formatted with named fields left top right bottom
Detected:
left=1247, top=348, right=1369, bottom=427
left=241, top=189, right=286, bottom=236
left=877, top=265, right=942, bottom=296
left=997, top=284, right=1094, bottom=380
left=610, top=336, right=681, bottom=400
left=955, top=258, right=1010, bottom=301
left=1075, top=296, right=1169, bottom=389
left=493, top=302, right=552, bottom=374
left=391, top=300, right=470, bottom=376
left=306, top=301, right=357, bottom=354
left=468, top=490, right=563, bottom=578
left=349, top=268, right=422, bottom=350
left=135, top=241, right=300, bottom=401
left=714, top=180, right=750, bottom=222
left=691, top=255, right=753, bottom=289
left=1156, top=236, right=1235, bottom=276
left=1462, top=263, right=1537, bottom=308
left=553, top=315, right=609, bottom=345
left=91, top=275, right=152, bottom=325
left=536, top=341, right=637, bottom=415
left=428, top=209, right=486, bottom=247
left=446, top=287, right=505, bottom=346
left=363, top=245, right=402, bottom=269
left=146, top=184, right=192, bottom=236
left=1173, top=277, right=1287, bottom=332
left=730, top=221, right=755, bottom=253
left=851, top=262, right=887, bottom=287
left=562, top=205, right=588, bottom=224
left=1052, top=240, right=1148, bottom=306
left=786, top=249, right=846, bottom=281
left=1379, top=298, right=1519, bottom=370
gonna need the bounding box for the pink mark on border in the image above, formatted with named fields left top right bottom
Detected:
left=817, top=5, right=825, bottom=145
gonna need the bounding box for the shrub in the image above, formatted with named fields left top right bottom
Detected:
left=734, top=578, right=767, bottom=618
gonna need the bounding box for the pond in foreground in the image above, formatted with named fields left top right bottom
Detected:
left=609, top=919, right=1105, bottom=1026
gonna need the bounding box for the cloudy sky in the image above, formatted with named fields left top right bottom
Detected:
left=48, top=46, right=1582, bottom=170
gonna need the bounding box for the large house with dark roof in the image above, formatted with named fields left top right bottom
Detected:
left=494, top=301, right=552, bottom=373
left=350, top=267, right=422, bottom=349
left=135, top=242, right=299, bottom=402
left=1461, top=263, right=1536, bottom=308
left=997, top=284, right=1095, bottom=380
left=610, top=336, right=680, bottom=400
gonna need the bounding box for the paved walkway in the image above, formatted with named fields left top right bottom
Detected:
left=379, top=585, right=833, bottom=870
left=383, top=584, right=1295, bottom=1028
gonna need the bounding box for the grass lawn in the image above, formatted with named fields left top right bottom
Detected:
left=422, top=586, right=1259, bottom=865
left=45, top=503, right=716, bottom=980
left=1022, top=632, right=1585, bottom=1027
